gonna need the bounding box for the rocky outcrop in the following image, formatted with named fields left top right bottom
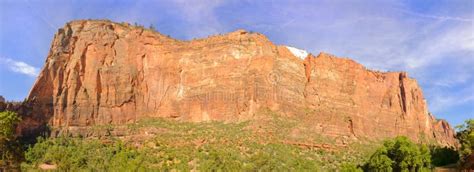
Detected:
left=303, top=54, right=457, bottom=145
left=24, top=20, right=457, bottom=146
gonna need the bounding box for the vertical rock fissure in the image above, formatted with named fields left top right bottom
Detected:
left=80, top=44, right=91, bottom=75
left=399, top=73, right=407, bottom=114
left=303, top=56, right=313, bottom=100
left=95, top=70, right=102, bottom=125
left=304, top=56, right=312, bottom=83
left=72, top=64, right=83, bottom=105
left=348, top=119, right=355, bottom=136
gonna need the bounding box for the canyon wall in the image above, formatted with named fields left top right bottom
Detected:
left=24, top=20, right=456, bottom=145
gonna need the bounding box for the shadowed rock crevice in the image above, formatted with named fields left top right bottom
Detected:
left=399, top=72, right=408, bottom=114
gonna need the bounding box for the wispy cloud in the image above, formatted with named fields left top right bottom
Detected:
left=433, top=72, right=471, bottom=88
left=395, top=8, right=473, bottom=23
left=428, top=84, right=474, bottom=113
left=170, top=0, right=226, bottom=39
left=0, top=58, right=39, bottom=77
left=402, top=23, right=474, bottom=70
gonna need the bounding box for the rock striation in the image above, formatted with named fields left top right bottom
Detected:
left=23, top=20, right=457, bottom=146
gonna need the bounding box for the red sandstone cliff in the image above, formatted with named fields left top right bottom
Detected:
left=25, top=20, right=457, bottom=146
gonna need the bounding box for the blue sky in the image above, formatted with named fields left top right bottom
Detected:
left=0, top=0, right=472, bottom=126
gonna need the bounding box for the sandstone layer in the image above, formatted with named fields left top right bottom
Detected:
left=24, top=20, right=456, bottom=146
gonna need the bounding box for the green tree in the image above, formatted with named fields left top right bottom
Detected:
left=418, top=145, right=432, bottom=171
left=340, top=163, right=363, bottom=172
left=0, top=111, right=22, bottom=168
left=456, top=119, right=474, bottom=165
left=367, top=147, right=393, bottom=172
left=367, top=136, right=431, bottom=171
left=0, top=111, right=21, bottom=138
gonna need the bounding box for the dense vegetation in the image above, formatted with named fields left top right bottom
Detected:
left=456, top=119, right=474, bottom=168
left=0, top=111, right=22, bottom=169
left=23, top=136, right=324, bottom=171
left=20, top=110, right=375, bottom=171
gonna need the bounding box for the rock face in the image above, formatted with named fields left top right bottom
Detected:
left=25, top=20, right=456, bottom=146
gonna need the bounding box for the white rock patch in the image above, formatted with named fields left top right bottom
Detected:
left=285, top=46, right=309, bottom=59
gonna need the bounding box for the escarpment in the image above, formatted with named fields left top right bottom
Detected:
left=23, top=20, right=457, bottom=146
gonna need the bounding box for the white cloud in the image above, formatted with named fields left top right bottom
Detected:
left=0, top=58, right=39, bottom=77
left=428, top=84, right=474, bottom=113
left=170, top=0, right=226, bottom=39
left=402, top=23, right=474, bottom=70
